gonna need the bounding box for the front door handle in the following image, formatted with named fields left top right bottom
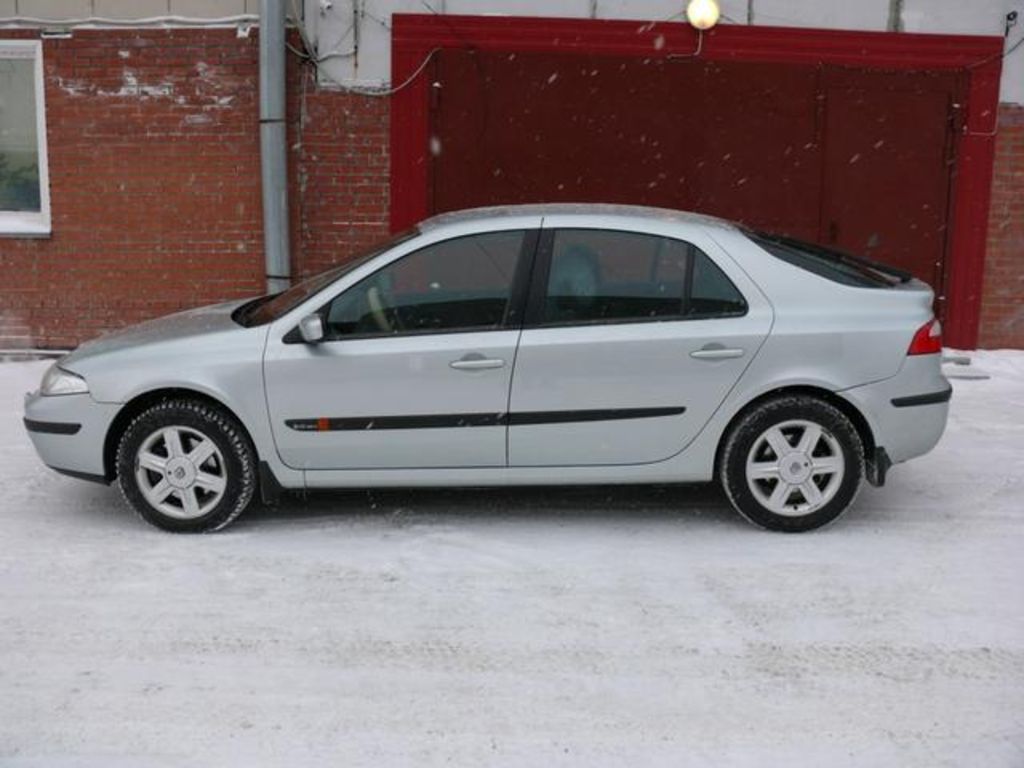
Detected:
left=450, top=354, right=506, bottom=371
left=690, top=345, right=745, bottom=361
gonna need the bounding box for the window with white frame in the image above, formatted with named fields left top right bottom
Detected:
left=0, top=41, right=50, bottom=236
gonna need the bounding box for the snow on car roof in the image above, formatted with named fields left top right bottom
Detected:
left=420, top=203, right=737, bottom=232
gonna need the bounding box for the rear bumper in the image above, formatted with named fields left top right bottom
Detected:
left=890, top=387, right=952, bottom=408
left=839, top=356, right=950, bottom=465
left=23, top=390, right=119, bottom=480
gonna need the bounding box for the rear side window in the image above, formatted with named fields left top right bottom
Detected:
left=541, top=229, right=746, bottom=326
left=747, top=232, right=900, bottom=288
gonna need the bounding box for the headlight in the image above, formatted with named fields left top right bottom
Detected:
left=40, top=364, right=89, bottom=396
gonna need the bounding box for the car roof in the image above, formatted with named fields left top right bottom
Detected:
left=419, top=203, right=738, bottom=233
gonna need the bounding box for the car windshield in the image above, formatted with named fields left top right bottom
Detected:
left=233, top=229, right=419, bottom=327
left=746, top=231, right=911, bottom=288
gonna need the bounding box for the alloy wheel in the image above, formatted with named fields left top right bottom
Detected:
left=134, top=425, right=228, bottom=520
left=745, top=419, right=845, bottom=516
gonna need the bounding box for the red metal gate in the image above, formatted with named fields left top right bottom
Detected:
left=429, top=53, right=821, bottom=236
left=391, top=15, right=1002, bottom=347
left=818, top=69, right=961, bottom=304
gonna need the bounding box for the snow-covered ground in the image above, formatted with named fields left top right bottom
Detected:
left=1, top=354, right=1023, bottom=767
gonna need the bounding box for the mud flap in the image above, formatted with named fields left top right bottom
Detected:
left=259, top=461, right=284, bottom=505
left=865, top=447, right=892, bottom=487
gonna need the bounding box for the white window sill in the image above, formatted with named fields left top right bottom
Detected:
left=0, top=219, right=52, bottom=238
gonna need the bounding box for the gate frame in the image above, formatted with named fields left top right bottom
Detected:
left=391, top=13, right=1003, bottom=348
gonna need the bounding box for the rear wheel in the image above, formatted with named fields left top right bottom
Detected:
left=116, top=399, right=256, bottom=532
left=720, top=396, right=864, bottom=532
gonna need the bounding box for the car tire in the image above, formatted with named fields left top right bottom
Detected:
left=116, top=399, right=256, bottom=533
left=720, top=395, right=864, bottom=532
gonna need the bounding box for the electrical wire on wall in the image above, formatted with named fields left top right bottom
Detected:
left=291, top=0, right=717, bottom=95
left=288, top=31, right=439, bottom=96
left=287, top=0, right=356, bottom=62
left=665, top=28, right=705, bottom=60
left=967, top=10, right=1022, bottom=69
left=286, top=0, right=442, bottom=97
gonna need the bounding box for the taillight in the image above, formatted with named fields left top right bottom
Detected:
left=908, top=318, right=943, bottom=356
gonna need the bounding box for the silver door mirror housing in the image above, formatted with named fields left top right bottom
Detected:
left=298, top=314, right=325, bottom=344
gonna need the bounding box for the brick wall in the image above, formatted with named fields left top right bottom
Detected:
left=0, top=29, right=263, bottom=348
left=978, top=103, right=1024, bottom=349
left=0, top=28, right=390, bottom=349
left=290, top=66, right=391, bottom=280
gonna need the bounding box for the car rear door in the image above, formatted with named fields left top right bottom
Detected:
left=264, top=226, right=538, bottom=470
left=507, top=221, right=772, bottom=467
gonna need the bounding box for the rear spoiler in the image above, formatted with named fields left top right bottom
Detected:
left=757, top=233, right=914, bottom=284
left=843, top=252, right=914, bottom=284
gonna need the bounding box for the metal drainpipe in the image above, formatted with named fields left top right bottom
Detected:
left=887, top=0, right=904, bottom=32
left=259, top=0, right=291, bottom=293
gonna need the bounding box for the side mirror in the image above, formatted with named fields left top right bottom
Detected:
left=298, top=314, right=325, bottom=344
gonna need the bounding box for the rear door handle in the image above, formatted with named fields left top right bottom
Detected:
left=450, top=354, right=505, bottom=371
left=690, top=346, right=745, bottom=361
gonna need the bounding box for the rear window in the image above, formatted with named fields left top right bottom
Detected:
left=747, top=232, right=904, bottom=288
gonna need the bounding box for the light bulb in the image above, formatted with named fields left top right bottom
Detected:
left=686, top=0, right=721, bottom=30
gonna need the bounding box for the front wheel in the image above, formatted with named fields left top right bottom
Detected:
left=720, top=396, right=864, bottom=532
left=116, top=399, right=256, bottom=532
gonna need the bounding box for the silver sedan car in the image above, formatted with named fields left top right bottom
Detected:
left=24, top=205, right=951, bottom=533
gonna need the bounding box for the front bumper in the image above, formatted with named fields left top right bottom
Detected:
left=23, top=389, right=120, bottom=481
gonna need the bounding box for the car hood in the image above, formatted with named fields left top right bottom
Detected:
left=61, top=299, right=251, bottom=370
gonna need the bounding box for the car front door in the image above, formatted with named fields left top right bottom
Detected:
left=264, top=227, right=537, bottom=470
left=507, top=224, right=772, bottom=466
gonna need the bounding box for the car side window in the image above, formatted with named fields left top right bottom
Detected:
left=541, top=229, right=746, bottom=326
left=689, top=246, right=748, bottom=318
left=324, top=230, right=525, bottom=338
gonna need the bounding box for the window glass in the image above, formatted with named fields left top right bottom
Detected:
left=542, top=229, right=745, bottom=325
left=690, top=249, right=748, bottom=317
left=0, top=54, right=41, bottom=212
left=325, top=231, right=524, bottom=338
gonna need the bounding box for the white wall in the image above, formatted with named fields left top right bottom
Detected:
left=303, top=0, right=1023, bottom=103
